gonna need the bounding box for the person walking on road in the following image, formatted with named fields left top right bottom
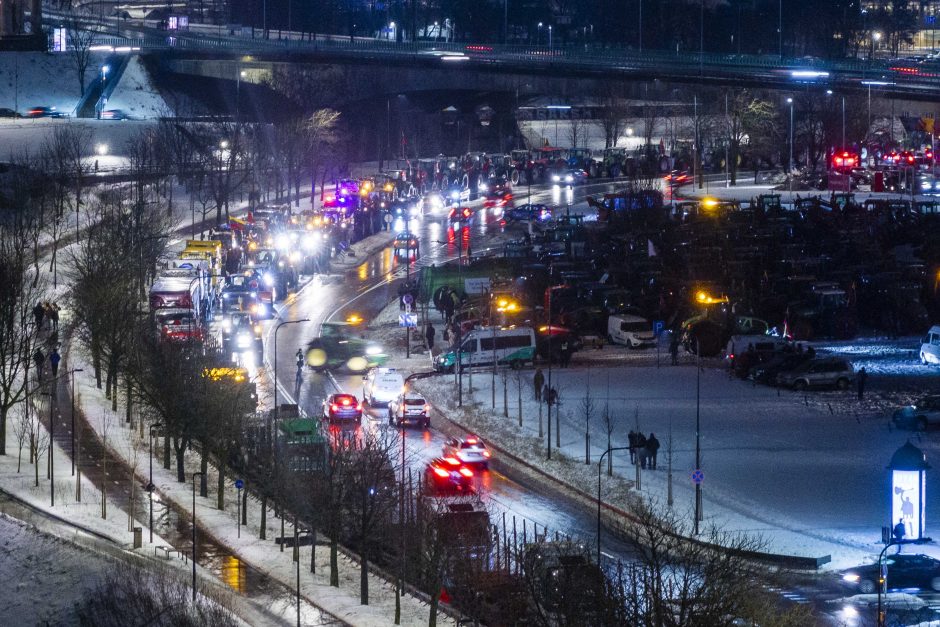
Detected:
left=48, top=303, right=59, bottom=332
left=425, top=323, right=436, bottom=352
left=533, top=368, right=544, bottom=402
left=33, top=349, right=44, bottom=382
left=49, top=347, right=61, bottom=379
left=857, top=367, right=868, bottom=401
left=669, top=333, right=679, bottom=366
left=628, top=430, right=638, bottom=464
left=32, top=303, right=45, bottom=330
left=635, top=432, right=648, bottom=469
left=646, top=433, right=660, bottom=470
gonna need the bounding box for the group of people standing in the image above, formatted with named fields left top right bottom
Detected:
left=628, top=430, right=660, bottom=470
left=32, top=301, right=60, bottom=333
left=532, top=368, right=558, bottom=407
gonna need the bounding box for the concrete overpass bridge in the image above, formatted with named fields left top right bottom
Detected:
left=46, top=10, right=940, bottom=105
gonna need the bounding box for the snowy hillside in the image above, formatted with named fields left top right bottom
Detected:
left=0, top=52, right=106, bottom=116
left=105, top=55, right=171, bottom=119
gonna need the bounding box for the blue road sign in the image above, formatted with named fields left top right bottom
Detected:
left=235, top=479, right=244, bottom=490
left=691, top=469, right=704, bottom=484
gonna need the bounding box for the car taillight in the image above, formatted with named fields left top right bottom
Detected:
left=483, top=451, right=491, bottom=458
left=330, top=404, right=339, bottom=412
left=459, top=467, right=474, bottom=478
left=443, top=457, right=460, bottom=466
left=433, top=467, right=450, bottom=478
left=341, top=398, right=351, bottom=405
left=356, top=403, right=362, bottom=411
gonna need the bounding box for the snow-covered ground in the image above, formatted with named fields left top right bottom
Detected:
left=0, top=51, right=107, bottom=116
left=105, top=55, right=171, bottom=119
left=354, top=293, right=940, bottom=572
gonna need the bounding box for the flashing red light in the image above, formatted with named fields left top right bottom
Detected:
left=462, top=208, right=472, bottom=219
left=341, top=397, right=351, bottom=405
left=466, top=437, right=478, bottom=444
left=459, top=467, right=474, bottom=478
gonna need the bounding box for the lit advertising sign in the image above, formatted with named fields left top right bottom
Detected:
left=892, top=469, right=925, bottom=540
left=53, top=28, right=67, bottom=52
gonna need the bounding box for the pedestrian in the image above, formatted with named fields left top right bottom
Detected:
left=548, top=386, right=558, bottom=407
left=49, top=347, right=61, bottom=378
left=559, top=340, right=570, bottom=367
left=893, top=518, right=906, bottom=553
left=32, top=348, right=44, bottom=381
left=628, top=430, right=638, bottom=464
left=533, top=368, right=544, bottom=402
left=465, top=241, right=472, bottom=260
left=647, top=433, right=660, bottom=470
left=32, top=302, right=45, bottom=329
left=425, top=323, right=436, bottom=352
left=543, top=383, right=551, bottom=406
left=857, top=367, right=868, bottom=400
left=635, top=432, right=648, bottom=468
left=48, top=303, right=59, bottom=332
left=669, top=333, right=679, bottom=366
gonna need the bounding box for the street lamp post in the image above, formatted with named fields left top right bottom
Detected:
left=538, top=22, right=542, bottom=46
left=548, top=25, right=552, bottom=53
left=148, top=423, right=162, bottom=543
left=877, top=541, right=899, bottom=627
left=70, top=368, right=84, bottom=476
left=693, top=351, right=703, bottom=535
left=273, top=318, right=311, bottom=420
left=192, top=471, right=204, bottom=602
left=48, top=387, right=56, bottom=507
left=787, top=97, right=794, bottom=200
left=597, top=446, right=631, bottom=563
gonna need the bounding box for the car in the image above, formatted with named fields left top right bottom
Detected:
left=551, top=169, right=588, bottom=186
left=424, top=457, right=474, bottom=494
left=775, top=357, right=855, bottom=391
left=362, top=368, right=404, bottom=406
left=663, top=170, right=692, bottom=188
left=392, top=232, right=419, bottom=257
left=505, top=203, right=552, bottom=222
left=893, top=396, right=940, bottom=431
left=840, top=554, right=940, bottom=594
left=748, top=352, right=811, bottom=385
left=221, top=312, right=263, bottom=355
left=100, top=109, right=130, bottom=120
left=443, top=436, right=491, bottom=469
left=482, top=185, right=514, bottom=210
left=305, top=322, right=387, bottom=373
left=388, top=391, right=430, bottom=428
left=27, top=106, right=64, bottom=118
left=322, top=393, right=363, bottom=424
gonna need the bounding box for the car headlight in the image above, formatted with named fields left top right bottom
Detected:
left=236, top=335, right=251, bottom=348
left=565, top=175, right=574, bottom=183
left=841, top=574, right=860, bottom=583
left=263, top=273, right=274, bottom=286
left=275, top=235, right=289, bottom=250
left=365, top=345, right=382, bottom=356
left=552, top=174, right=561, bottom=182
left=289, top=251, right=301, bottom=263
left=303, top=235, right=317, bottom=250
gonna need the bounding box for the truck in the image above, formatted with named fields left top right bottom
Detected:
left=149, top=274, right=204, bottom=318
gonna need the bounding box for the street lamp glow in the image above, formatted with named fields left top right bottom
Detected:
left=96, top=143, right=108, bottom=156
left=220, top=140, right=229, bottom=149
left=873, top=31, right=883, bottom=42
left=786, top=97, right=793, bottom=104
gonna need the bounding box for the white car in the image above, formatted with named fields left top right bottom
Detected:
left=443, top=436, right=491, bottom=468
left=362, top=368, right=404, bottom=406
left=388, top=391, right=430, bottom=429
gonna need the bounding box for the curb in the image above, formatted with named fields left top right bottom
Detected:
left=415, top=375, right=832, bottom=571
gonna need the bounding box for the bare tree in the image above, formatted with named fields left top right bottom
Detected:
left=0, top=203, right=44, bottom=455
left=65, top=13, right=97, bottom=99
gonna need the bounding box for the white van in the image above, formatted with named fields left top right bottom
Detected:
left=607, top=315, right=655, bottom=348
left=725, top=335, right=790, bottom=360
left=921, top=326, right=940, bottom=365
left=362, top=368, right=404, bottom=406
left=434, top=326, right=536, bottom=371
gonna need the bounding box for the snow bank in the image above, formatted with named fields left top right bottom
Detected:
left=105, top=55, right=171, bottom=119
left=0, top=51, right=106, bottom=117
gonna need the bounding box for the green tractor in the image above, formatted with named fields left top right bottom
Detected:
left=304, top=321, right=388, bottom=373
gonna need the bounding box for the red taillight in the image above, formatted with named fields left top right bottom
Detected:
left=459, top=467, right=474, bottom=478
left=330, top=404, right=339, bottom=412
left=443, top=457, right=460, bottom=466
left=356, top=403, right=362, bottom=411
left=433, top=467, right=450, bottom=478
left=482, top=451, right=491, bottom=458
left=466, top=438, right=478, bottom=443
left=341, top=398, right=351, bottom=405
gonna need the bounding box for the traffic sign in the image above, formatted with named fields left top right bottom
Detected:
left=235, top=479, right=244, bottom=490
left=691, top=469, right=704, bottom=485
left=399, top=312, right=418, bottom=328
left=402, top=293, right=414, bottom=305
